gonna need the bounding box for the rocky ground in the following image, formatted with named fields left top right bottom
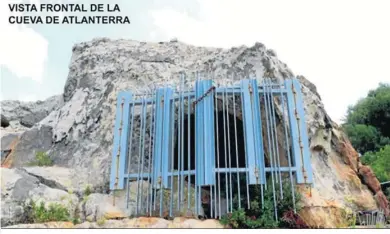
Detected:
left=4, top=217, right=224, bottom=228
left=1, top=38, right=389, bottom=228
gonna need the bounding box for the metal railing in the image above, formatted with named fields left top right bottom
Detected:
left=109, top=75, right=313, bottom=220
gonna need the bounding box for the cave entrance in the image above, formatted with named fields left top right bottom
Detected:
left=173, top=110, right=246, bottom=172
left=110, top=78, right=314, bottom=220
left=171, top=100, right=248, bottom=218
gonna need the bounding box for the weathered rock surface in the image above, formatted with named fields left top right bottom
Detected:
left=1, top=132, right=21, bottom=165
left=4, top=217, right=224, bottom=228
left=0, top=95, right=63, bottom=128
left=4, top=222, right=74, bottom=228
left=1, top=168, right=78, bottom=226
left=1, top=114, right=10, bottom=128
left=1, top=133, right=21, bottom=151
left=81, top=182, right=150, bottom=222
left=22, top=166, right=98, bottom=195
left=9, top=125, right=54, bottom=167
left=3, top=38, right=389, bottom=227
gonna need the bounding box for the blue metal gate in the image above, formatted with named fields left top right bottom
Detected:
left=110, top=76, right=313, bottom=220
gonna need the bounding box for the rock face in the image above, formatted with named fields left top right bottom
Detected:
left=1, top=168, right=78, bottom=226
left=4, top=217, right=224, bottom=228
left=0, top=95, right=63, bottom=128
left=1, top=114, right=10, bottom=128
left=2, top=38, right=389, bottom=228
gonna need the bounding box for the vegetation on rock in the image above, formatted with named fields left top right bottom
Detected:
left=28, top=151, right=53, bottom=167
left=84, top=184, right=92, bottom=197
left=220, top=180, right=305, bottom=228
left=23, top=200, right=70, bottom=223
left=361, top=145, right=390, bottom=182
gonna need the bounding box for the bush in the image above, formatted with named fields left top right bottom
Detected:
left=342, top=83, right=390, bottom=154
left=361, top=145, right=390, bottom=182
left=219, top=179, right=305, bottom=228
left=84, top=184, right=92, bottom=197
left=28, top=152, right=53, bottom=166
left=24, top=200, right=70, bottom=223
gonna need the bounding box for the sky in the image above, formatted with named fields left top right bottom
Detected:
left=1, top=0, right=390, bottom=124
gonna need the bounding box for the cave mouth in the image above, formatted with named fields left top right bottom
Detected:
left=173, top=110, right=247, bottom=173
left=172, top=110, right=247, bottom=218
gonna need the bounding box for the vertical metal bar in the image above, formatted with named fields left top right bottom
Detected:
left=211, top=86, right=216, bottom=219
left=180, top=76, right=185, bottom=212
left=177, top=77, right=182, bottom=213
left=226, top=89, right=233, bottom=212
left=194, top=110, right=198, bottom=216
left=146, top=93, right=156, bottom=216
left=267, top=79, right=284, bottom=199
left=249, top=79, right=265, bottom=208
left=240, top=80, right=258, bottom=185
left=187, top=94, right=191, bottom=212
left=159, top=99, right=165, bottom=218
left=279, top=80, right=296, bottom=212
left=285, top=80, right=304, bottom=183
left=153, top=89, right=164, bottom=212
left=266, top=81, right=279, bottom=186
left=135, top=96, right=144, bottom=214
left=240, top=87, right=251, bottom=209
left=125, top=103, right=135, bottom=211
left=205, top=80, right=216, bottom=186
left=215, top=94, right=222, bottom=217
left=232, top=91, right=241, bottom=209
left=222, top=87, right=229, bottom=212
left=210, top=81, right=216, bottom=219
left=137, top=95, right=148, bottom=215
left=194, top=73, right=199, bottom=216
left=291, top=79, right=313, bottom=184
left=151, top=92, right=159, bottom=214
left=110, top=91, right=133, bottom=190
left=197, top=77, right=202, bottom=217
left=209, top=184, right=213, bottom=218
left=169, top=98, right=175, bottom=217
left=160, top=87, right=173, bottom=217
left=162, top=88, right=173, bottom=188
left=262, top=79, right=278, bottom=220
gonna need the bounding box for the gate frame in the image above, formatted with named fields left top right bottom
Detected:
left=110, top=78, right=313, bottom=193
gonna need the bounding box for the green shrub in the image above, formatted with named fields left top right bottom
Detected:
left=24, top=200, right=70, bottom=223
left=84, top=184, right=92, bottom=197
left=28, top=152, right=53, bottom=166
left=361, top=145, right=390, bottom=182
left=220, top=179, right=305, bottom=229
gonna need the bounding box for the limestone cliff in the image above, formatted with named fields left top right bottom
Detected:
left=1, top=38, right=388, bottom=228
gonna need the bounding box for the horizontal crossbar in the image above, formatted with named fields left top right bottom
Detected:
left=124, top=166, right=297, bottom=180
left=127, top=88, right=287, bottom=105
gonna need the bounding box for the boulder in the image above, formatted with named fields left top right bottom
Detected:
left=4, top=38, right=389, bottom=227
left=22, top=166, right=102, bottom=195
left=9, top=125, right=54, bottom=167
left=1, top=168, right=78, bottom=227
